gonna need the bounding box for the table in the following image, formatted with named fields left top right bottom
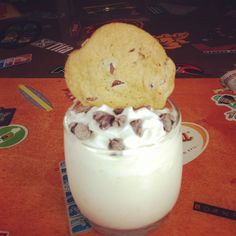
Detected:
left=0, top=77, right=235, bottom=236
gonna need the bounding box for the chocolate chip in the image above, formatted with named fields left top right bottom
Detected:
left=112, top=80, right=125, bottom=87
left=69, top=122, right=78, bottom=134
left=74, top=122, right=92, bottom=140
left=112, top=115, right=127, bottom=127
left=93, top=111, right=115, bottom=130
left=138, top=52, right=145, bottom=59
left=109, top=138, right=125, bottom=150
left=129, top=48, right=135, bottom=52
left=130, top=119, right=143, bottom=136
left=110, top=63, right=115, bottom=74
left=160, top=113, right=175, bottom=132
left=113, top=108, right=124, bottom=115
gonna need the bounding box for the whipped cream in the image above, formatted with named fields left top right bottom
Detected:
left=64, top=104, right=172, bottom=150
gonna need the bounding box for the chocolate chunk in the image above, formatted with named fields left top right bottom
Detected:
left=129, top=48, right=135, bottom=52
left=93, top=111, right=115, bottom=129
left=110, top=63, right=115, bottom=74
left=130, top=119, right=143, bottom=136
left=113, top=108, right=124, bottom=115
left=112, top=115, right=127, bottom=127
left=109, top=138, right=125, bottom=150
left=69, top=122, right=78, bottom=134
left=74, top=122, right=92, bottom=140
left=160, top=113, right=175, bottom=132
left=138, top=52, right=145, bottom=59
left=112, top=80, right=125, bottom=87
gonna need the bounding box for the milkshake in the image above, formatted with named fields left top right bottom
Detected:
left=64, top=100, right=182, bottom=235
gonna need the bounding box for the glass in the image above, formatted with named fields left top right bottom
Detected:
left=63, top=100, right=183, bottom=236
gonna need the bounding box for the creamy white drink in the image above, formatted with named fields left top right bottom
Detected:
left=64, top=100, right=182, bottom=232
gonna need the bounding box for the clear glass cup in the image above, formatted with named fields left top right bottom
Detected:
left=63, top=100, right=183, bottom=236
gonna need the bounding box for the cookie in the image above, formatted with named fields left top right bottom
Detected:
left=65, top=22, right=176, bottom=109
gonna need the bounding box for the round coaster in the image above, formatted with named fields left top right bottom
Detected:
left=0, top=124, right=28, bottom=148
left=182, top=122, right=209, bottom=165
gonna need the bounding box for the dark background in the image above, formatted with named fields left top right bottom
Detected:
left=0, top=0, right=236, bottom=78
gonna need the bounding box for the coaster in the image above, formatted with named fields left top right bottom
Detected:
left=182, top=122, right=209, bottom=165
left=59, top=161, right=91, bottom=235
left=0, top=124, right=28, bottom=148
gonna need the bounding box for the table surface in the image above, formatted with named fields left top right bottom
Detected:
left=0, top=77, right=235, bottom=236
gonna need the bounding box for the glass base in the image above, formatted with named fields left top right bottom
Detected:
left=90, top=216, right=167, bottom=236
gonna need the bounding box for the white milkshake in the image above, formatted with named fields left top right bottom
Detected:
left=64, top=100, right=182, bottom=234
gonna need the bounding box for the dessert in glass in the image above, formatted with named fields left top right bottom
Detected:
left=64, top=100, right=182, bottom=236
left=63, top=22, right=182, bottom=235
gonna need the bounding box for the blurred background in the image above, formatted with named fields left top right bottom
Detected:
left=0, top=0, right=236, bottom=78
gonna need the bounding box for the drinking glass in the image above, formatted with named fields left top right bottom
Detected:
left=64, top=99, right=182, bottom=236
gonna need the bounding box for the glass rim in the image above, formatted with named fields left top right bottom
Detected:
left=64, top=98, right=181, bottom=155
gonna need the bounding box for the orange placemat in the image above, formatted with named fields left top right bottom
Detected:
left=0, top=78, right=235, bottom=236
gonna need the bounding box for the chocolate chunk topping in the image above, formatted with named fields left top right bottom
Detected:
left=130, top=119, right=143, bottom=136
left=69, top=122, right=78, bottom=134
left=74, top=122, right=92, bottom=140
left=109, top=138, right=125, bottom=150
left=160, top=113, right=175, bottom=132
left=93, top=111, right=115, bottom=130
left=113, top=108, right=124, bottom=115
left=112, top=115, right=127, bottom=127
